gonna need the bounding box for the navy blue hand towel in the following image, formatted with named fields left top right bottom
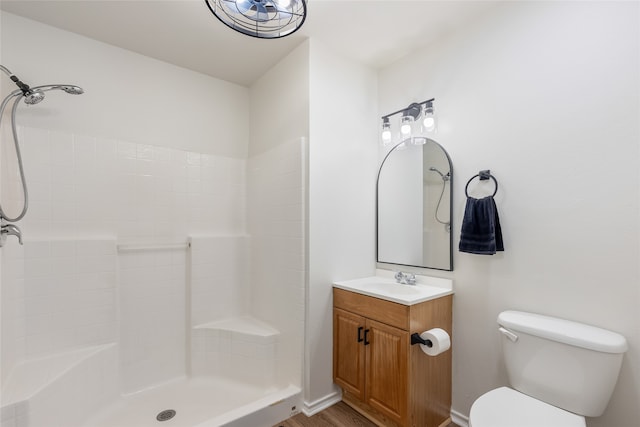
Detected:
left=459, top=196, right=504, bottom=255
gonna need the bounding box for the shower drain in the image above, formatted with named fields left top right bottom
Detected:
left=156, top=409, right=176, bottom=422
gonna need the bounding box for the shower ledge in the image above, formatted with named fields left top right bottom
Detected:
left=193, top=316, right=279, bottom=344
left=1, top=343, right=115, bottom=406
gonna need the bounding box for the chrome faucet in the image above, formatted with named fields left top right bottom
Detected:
left=1, top=221, right=23, bottom=246
left=394, top=271, right=416, bottom=285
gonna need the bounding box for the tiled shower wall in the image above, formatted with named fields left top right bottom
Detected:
left=12, top=126, right=245, bottom=241
left=1, top=126, right=305, bottom=394
left=0, top=239, right=117, bottom=386
left=118, top=247, right=187, bottom=393
left=190, top=235, right=249, bottom=327
left=1, top=126, right=246, bottom=391
left=247, top=138, right=306, bottom=388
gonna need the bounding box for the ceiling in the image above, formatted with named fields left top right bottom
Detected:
left=0, top=0, right=501, bottom=86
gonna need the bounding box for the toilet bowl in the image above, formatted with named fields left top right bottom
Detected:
left=468, top=311, right=627, bottom=427
left=469, top=387, right=585, bottom=427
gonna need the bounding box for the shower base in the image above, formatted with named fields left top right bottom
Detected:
left=82, top=377, right=300, bottom=427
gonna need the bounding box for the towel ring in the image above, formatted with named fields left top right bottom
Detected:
left=465, top=170, right=498, bottom=197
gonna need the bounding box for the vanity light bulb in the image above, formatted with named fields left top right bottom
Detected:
left=400, top=116, right=413, bottom=135
left=382, top=128, right=392, bottom=142
left=423, top=117, right=435, bottom=128
left=381, top=119, right=392, bottom=145
left=422, top=103, right=437, bottom=133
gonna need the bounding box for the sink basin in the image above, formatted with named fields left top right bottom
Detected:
left=333, top=275, right=453, bottom=306
left=366, top=282, right=423, bottom=295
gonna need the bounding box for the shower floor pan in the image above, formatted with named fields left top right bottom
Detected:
left=82, top=377, right=300, bottom=427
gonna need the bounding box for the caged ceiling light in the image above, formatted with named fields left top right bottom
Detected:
left=204, top=0, right=307, bottom=39
left=380, top=98, right=437, bottom=147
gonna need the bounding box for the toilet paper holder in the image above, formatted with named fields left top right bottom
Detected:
left=411, top=333, right=433, bottom=348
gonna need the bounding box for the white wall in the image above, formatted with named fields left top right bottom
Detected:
left=249, top=42, right=309, bottom=157
left=305, top=39, right=378, bottom=410
left=247, top=138, right=306, bottom=388
left=378, top=2, right=639, bottom=426
left=1, top=13, right=249, bottom=158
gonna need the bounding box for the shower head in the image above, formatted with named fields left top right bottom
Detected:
left=429, top=166, right=443, bottom=176
left=1, top=66, right=84, bottom=101
left=21, top=84, right=84, bottom=105
left=31, top=84, right=84, bottom=95
left=61, top=86, right=84, bottom=95
left=23, top=91, right=45, bottom=105
left=429, top=167, right=450, bottom=182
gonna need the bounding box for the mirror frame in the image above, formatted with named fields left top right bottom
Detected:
left=375, top=138, right=454, bottom=271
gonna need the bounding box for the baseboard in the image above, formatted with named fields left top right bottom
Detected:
left=301, top=391, right=342, bottom=416
left=451, top=409, right=469, bottom=427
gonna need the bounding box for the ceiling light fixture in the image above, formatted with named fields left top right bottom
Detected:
left=204, top=0, right=307, bottom=39
left=380, top=98, right=437, bottom=146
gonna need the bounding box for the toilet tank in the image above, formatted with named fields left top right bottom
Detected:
left=497, top=310, right=627, bottom=417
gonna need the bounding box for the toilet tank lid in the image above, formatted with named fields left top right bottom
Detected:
left=498, top=311, right=628, bottom=354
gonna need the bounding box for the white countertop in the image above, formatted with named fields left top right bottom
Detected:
left=333, top=271, right=453, bottom=306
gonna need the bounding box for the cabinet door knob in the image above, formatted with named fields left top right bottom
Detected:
left=357, top=326, right=364, bottom=342
left=364, top=329, right=370, bottom=345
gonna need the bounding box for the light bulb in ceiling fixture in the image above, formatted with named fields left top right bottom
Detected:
left=381, top=118, right=392, bottom=145
left=422, top=101, right=437, bottom=132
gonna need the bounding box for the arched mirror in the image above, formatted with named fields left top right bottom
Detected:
left=376, top=139, right=453, bottom=271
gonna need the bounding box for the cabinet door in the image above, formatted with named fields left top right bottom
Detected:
left=365, top=318, right=408, bottom=426
left=333, top=308, right=366, bottom=400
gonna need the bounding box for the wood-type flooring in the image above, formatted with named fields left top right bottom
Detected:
left=274, top=401, right=459, bottom=427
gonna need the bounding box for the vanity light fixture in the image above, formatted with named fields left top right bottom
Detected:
left=204, top=0, right=307, bottom=39
left=380, top=98, right=437, bottom=146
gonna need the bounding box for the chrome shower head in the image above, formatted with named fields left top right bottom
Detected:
left=429, top=166, right=444, bottom=177
left=19, top=85, right=83, bottom=105
left=429, top=167, right=450, bottom=182
left=61, top=85, right=83, bottom=95
left=30, top=84, right=84, bottom=95
left=23, top=91, right=45, bottom=105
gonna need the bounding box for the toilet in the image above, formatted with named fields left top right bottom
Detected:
left=469, top=310, right=628, bottom=427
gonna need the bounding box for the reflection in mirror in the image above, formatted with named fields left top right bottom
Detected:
left=377, top=139, right=453, bottom=271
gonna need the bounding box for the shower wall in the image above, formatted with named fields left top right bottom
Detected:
left=247, top=137, right=306, bottom=388
left=247, top=41, right=310, bottom=391
left=1, top=12, right=306, bottom=412
left=1, top=126, right=247, bottom=393
left=118, top=246, right=189, bottom=393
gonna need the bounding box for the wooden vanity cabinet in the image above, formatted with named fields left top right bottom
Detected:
left=333, top=287, right=452, bottom=427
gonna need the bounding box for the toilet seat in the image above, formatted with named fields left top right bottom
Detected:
left=469, top=387, right=586, bottom=427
